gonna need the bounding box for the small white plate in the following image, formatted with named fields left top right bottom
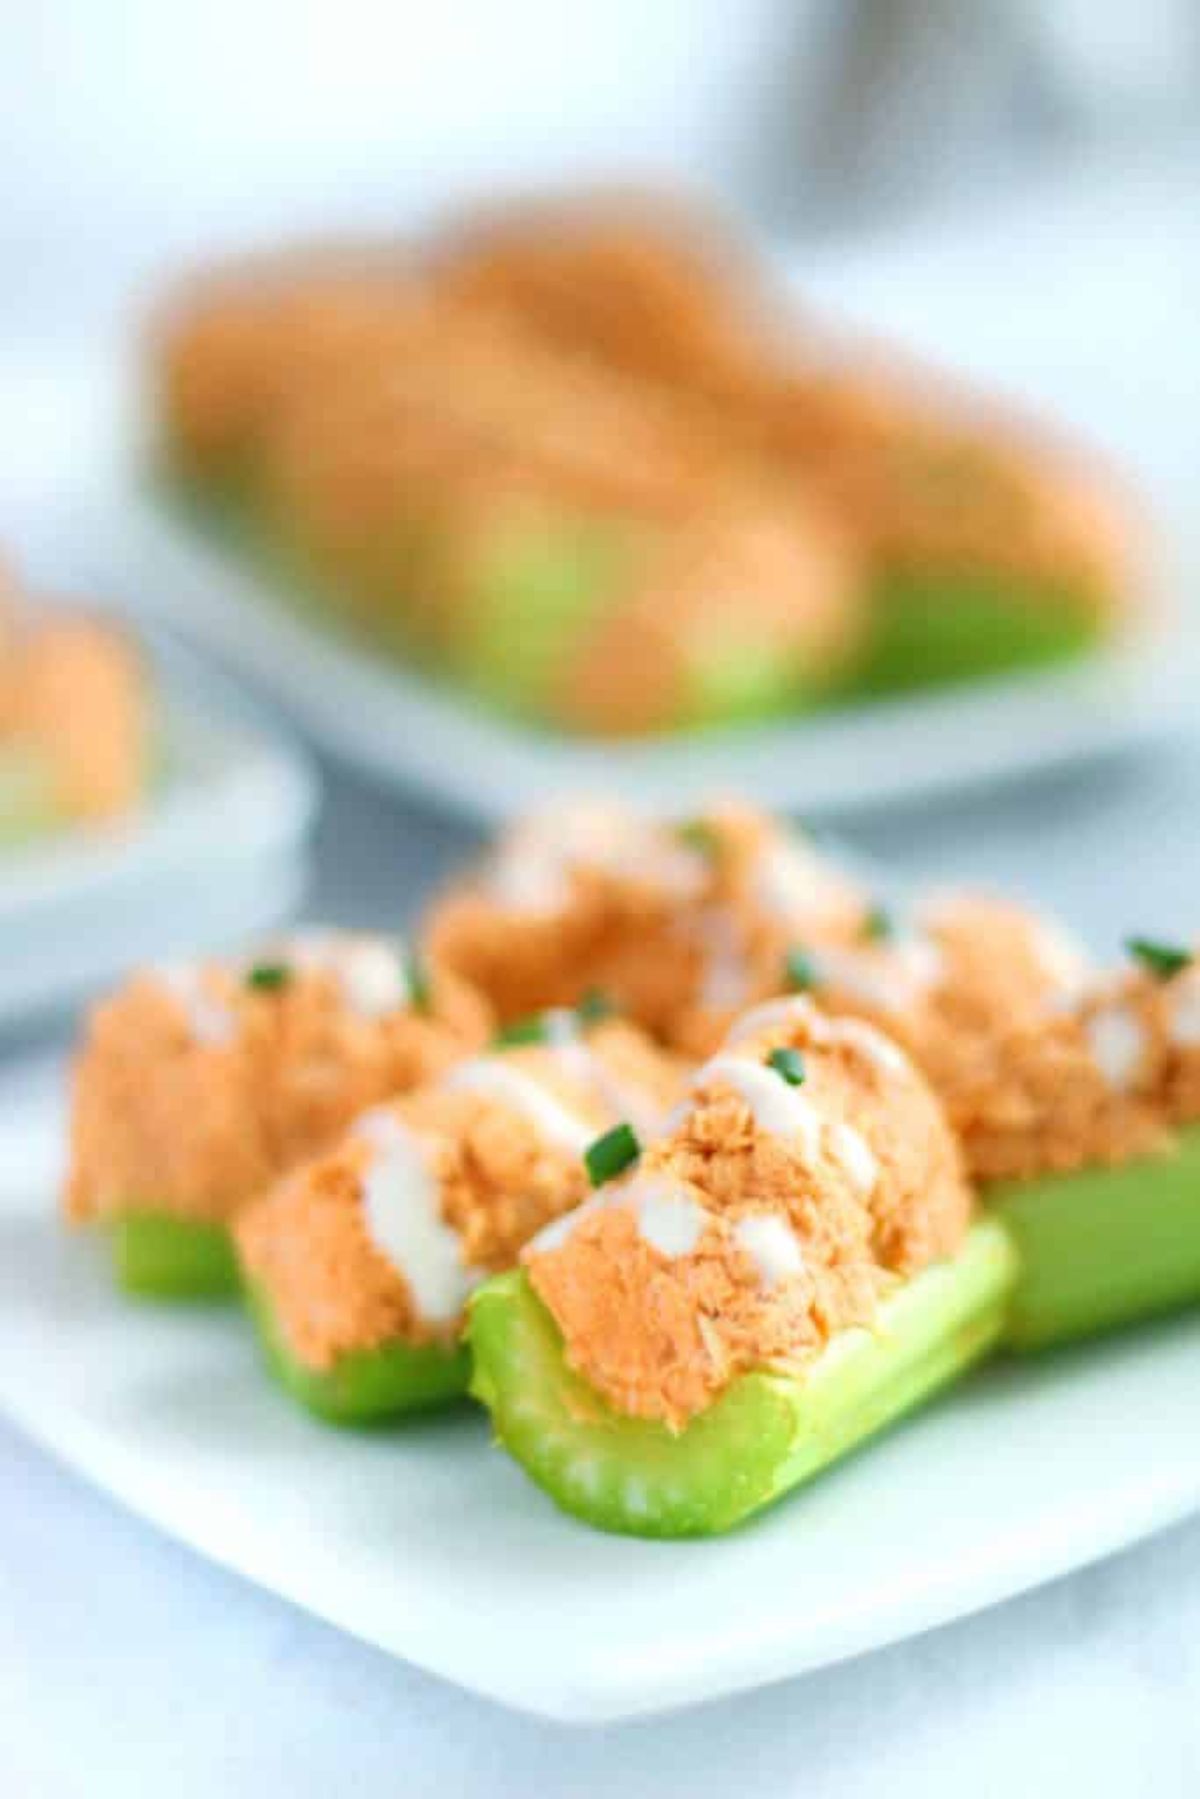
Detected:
left=0, top=646, right=316, bottom=1028
left=3, top=1089, right=1200, bottom=1724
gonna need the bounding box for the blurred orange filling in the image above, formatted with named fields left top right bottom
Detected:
left=1, top=610, right=148, bottom=823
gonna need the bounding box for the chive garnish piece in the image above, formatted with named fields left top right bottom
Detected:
left=677, top=818, right=718, bottom=855
left=494, top=1013, right=550, bottom=1048
left=1126, top=937, right=1192, bottom=981
left=767, top=1046, right=806, bottom=1086
left=863, top=904, right=893, bottom=943
left=404, top=949, right=432, bottom=1013
left=577, top=986, right=614, bottom=1027
left=584, top=1121, right=641, bottom=1189
left=246, top=961, right=290, bottom=992
left=784, top=947, right=816, bottom=991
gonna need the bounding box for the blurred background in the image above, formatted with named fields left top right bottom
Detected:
left=1, top=0, right=1198, bottom=340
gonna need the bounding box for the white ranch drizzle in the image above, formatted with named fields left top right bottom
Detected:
left=732, top=1213, right=806, bottom=1287
left=355, top=1109, right=473, bottom=1324
left=807, top=937, right=941, bottom=1018
left=1167, top=969, right=1200, bottom=1047
left=527, top=1175, right=709, bottom=1260
left=1085, top=1004, right=1146, bottom=1092
left=485, top=803, right=706, bottom=916
left=284, top=929, right=411, bottom=1019
left=695, top=908, right=752, bottom=1011
left=697, top=1054, right=824, bottom=1158
left=542, top=1009, right=660, bottom=1137
left=828, top=1121, right=879, bottom=1196
left=154, top=963, right=236, bottom=1049
left=444, top=1057, right=593, bottom=1153
left=752, top=831, right=862, bottom=929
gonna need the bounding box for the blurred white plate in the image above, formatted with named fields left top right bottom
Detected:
left=104, top=487, right=1187, bottom=825
left=0, top=646, right=316, bottom=1028
left=2, top=1092, right=1200, bottom=1723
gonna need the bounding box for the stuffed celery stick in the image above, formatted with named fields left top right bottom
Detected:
left=469, top=995, right=1015, bottom=1536
left=66, top=931, right=490, bottom=1297
left=773, top=904, right=1200, bottom=1350
left=235, top=1016, right=685, bottom=1421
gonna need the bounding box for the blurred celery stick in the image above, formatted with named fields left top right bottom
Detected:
left=856, top=569, right=1099, bottom=694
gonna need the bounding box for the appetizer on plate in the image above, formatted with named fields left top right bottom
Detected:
left=66, top=931, right=490, bottom=1297
left=428, top=798, right=869, bottom=1035
left=235, top=1009, right=684, bottom=1420
left=149, top=188, right=1145, bottom=736
left=469, top=994, right=1015, bottom=1535
left=0, top=569, right=149, bottom=844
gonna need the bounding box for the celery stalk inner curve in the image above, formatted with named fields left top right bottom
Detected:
left=468, top=1218, right=1017, bottom=1538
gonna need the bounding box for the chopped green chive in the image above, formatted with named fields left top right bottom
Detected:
left=246, top=961, right=290, bottom=992
left=404, top=949, right=432, bottom=1012
left=676, top=818, right=718, bottom=856
left=784, top=947, right=816, bottom=991
left=863, top=904, right=893, bottom=943
left=584, top=1121, right=641, bottom=1189
left=494, top=1014, right=550, bottom=1048
left=1127, top=936, right=1192, bottom=981
left=577, top=986, right=614, bottom=1027
left=767, top=1046, right=806, bottom=1086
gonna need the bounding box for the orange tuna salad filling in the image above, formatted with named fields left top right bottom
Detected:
left=428, top=798, right=869, bottom=1035
left=773, top=890, right=1095, bottom=1134
left=523, top=994, right=972, bottom=1428
left=235, top=1024, right=684, bottom=1368
left=66, top=931, right=491, bottom=1229
left=3, top=616, right=148, bottom=822
left=951, top=943, right=1200, bottom=1181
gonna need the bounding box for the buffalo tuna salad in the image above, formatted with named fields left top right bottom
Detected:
left=149, top=188, right=1146, bottom=737
left=59, top=794, right=1200, bottom=1534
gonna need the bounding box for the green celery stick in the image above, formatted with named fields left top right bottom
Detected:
left=113, top=1214, right=241, bottom=1300
left=992, top=1124, right=1200, bottom=1351
left=468, top=1219, right=1016, bottom=1538
left=246, top=1284, right=470, bottom=1425
left=856, top=567, right=1099, bottom=696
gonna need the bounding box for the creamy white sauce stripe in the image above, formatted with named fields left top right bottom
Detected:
left=444, top=1058, right=594, bottom=1153
left=528, top=1175, right=709, bottom=1260
left=753, top=833, right=861, bottom=927
left=485, top=803, right=706, bottom=916
left=284, top=930, right=411, bottom=1019
left=355, top=1110, right=473, bottom=1324
left=696, top=908, right=752, bottom=1011
left=723, top=996, right=909, bottom=1078
left=698, top=1055, right=824, bottom=1157
left=732, top=1213, right=805, bottom=1287
left=542, top=1010, right=661, bottom=1137
left=1168, top=971, right=1200, bottom=1047
left=155, top=963, right=236, bottom=1048
left=828, top=1121, right=879, bottom=1196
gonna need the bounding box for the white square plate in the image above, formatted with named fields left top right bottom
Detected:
left=2, top=1092, right=1199, bottom=1724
